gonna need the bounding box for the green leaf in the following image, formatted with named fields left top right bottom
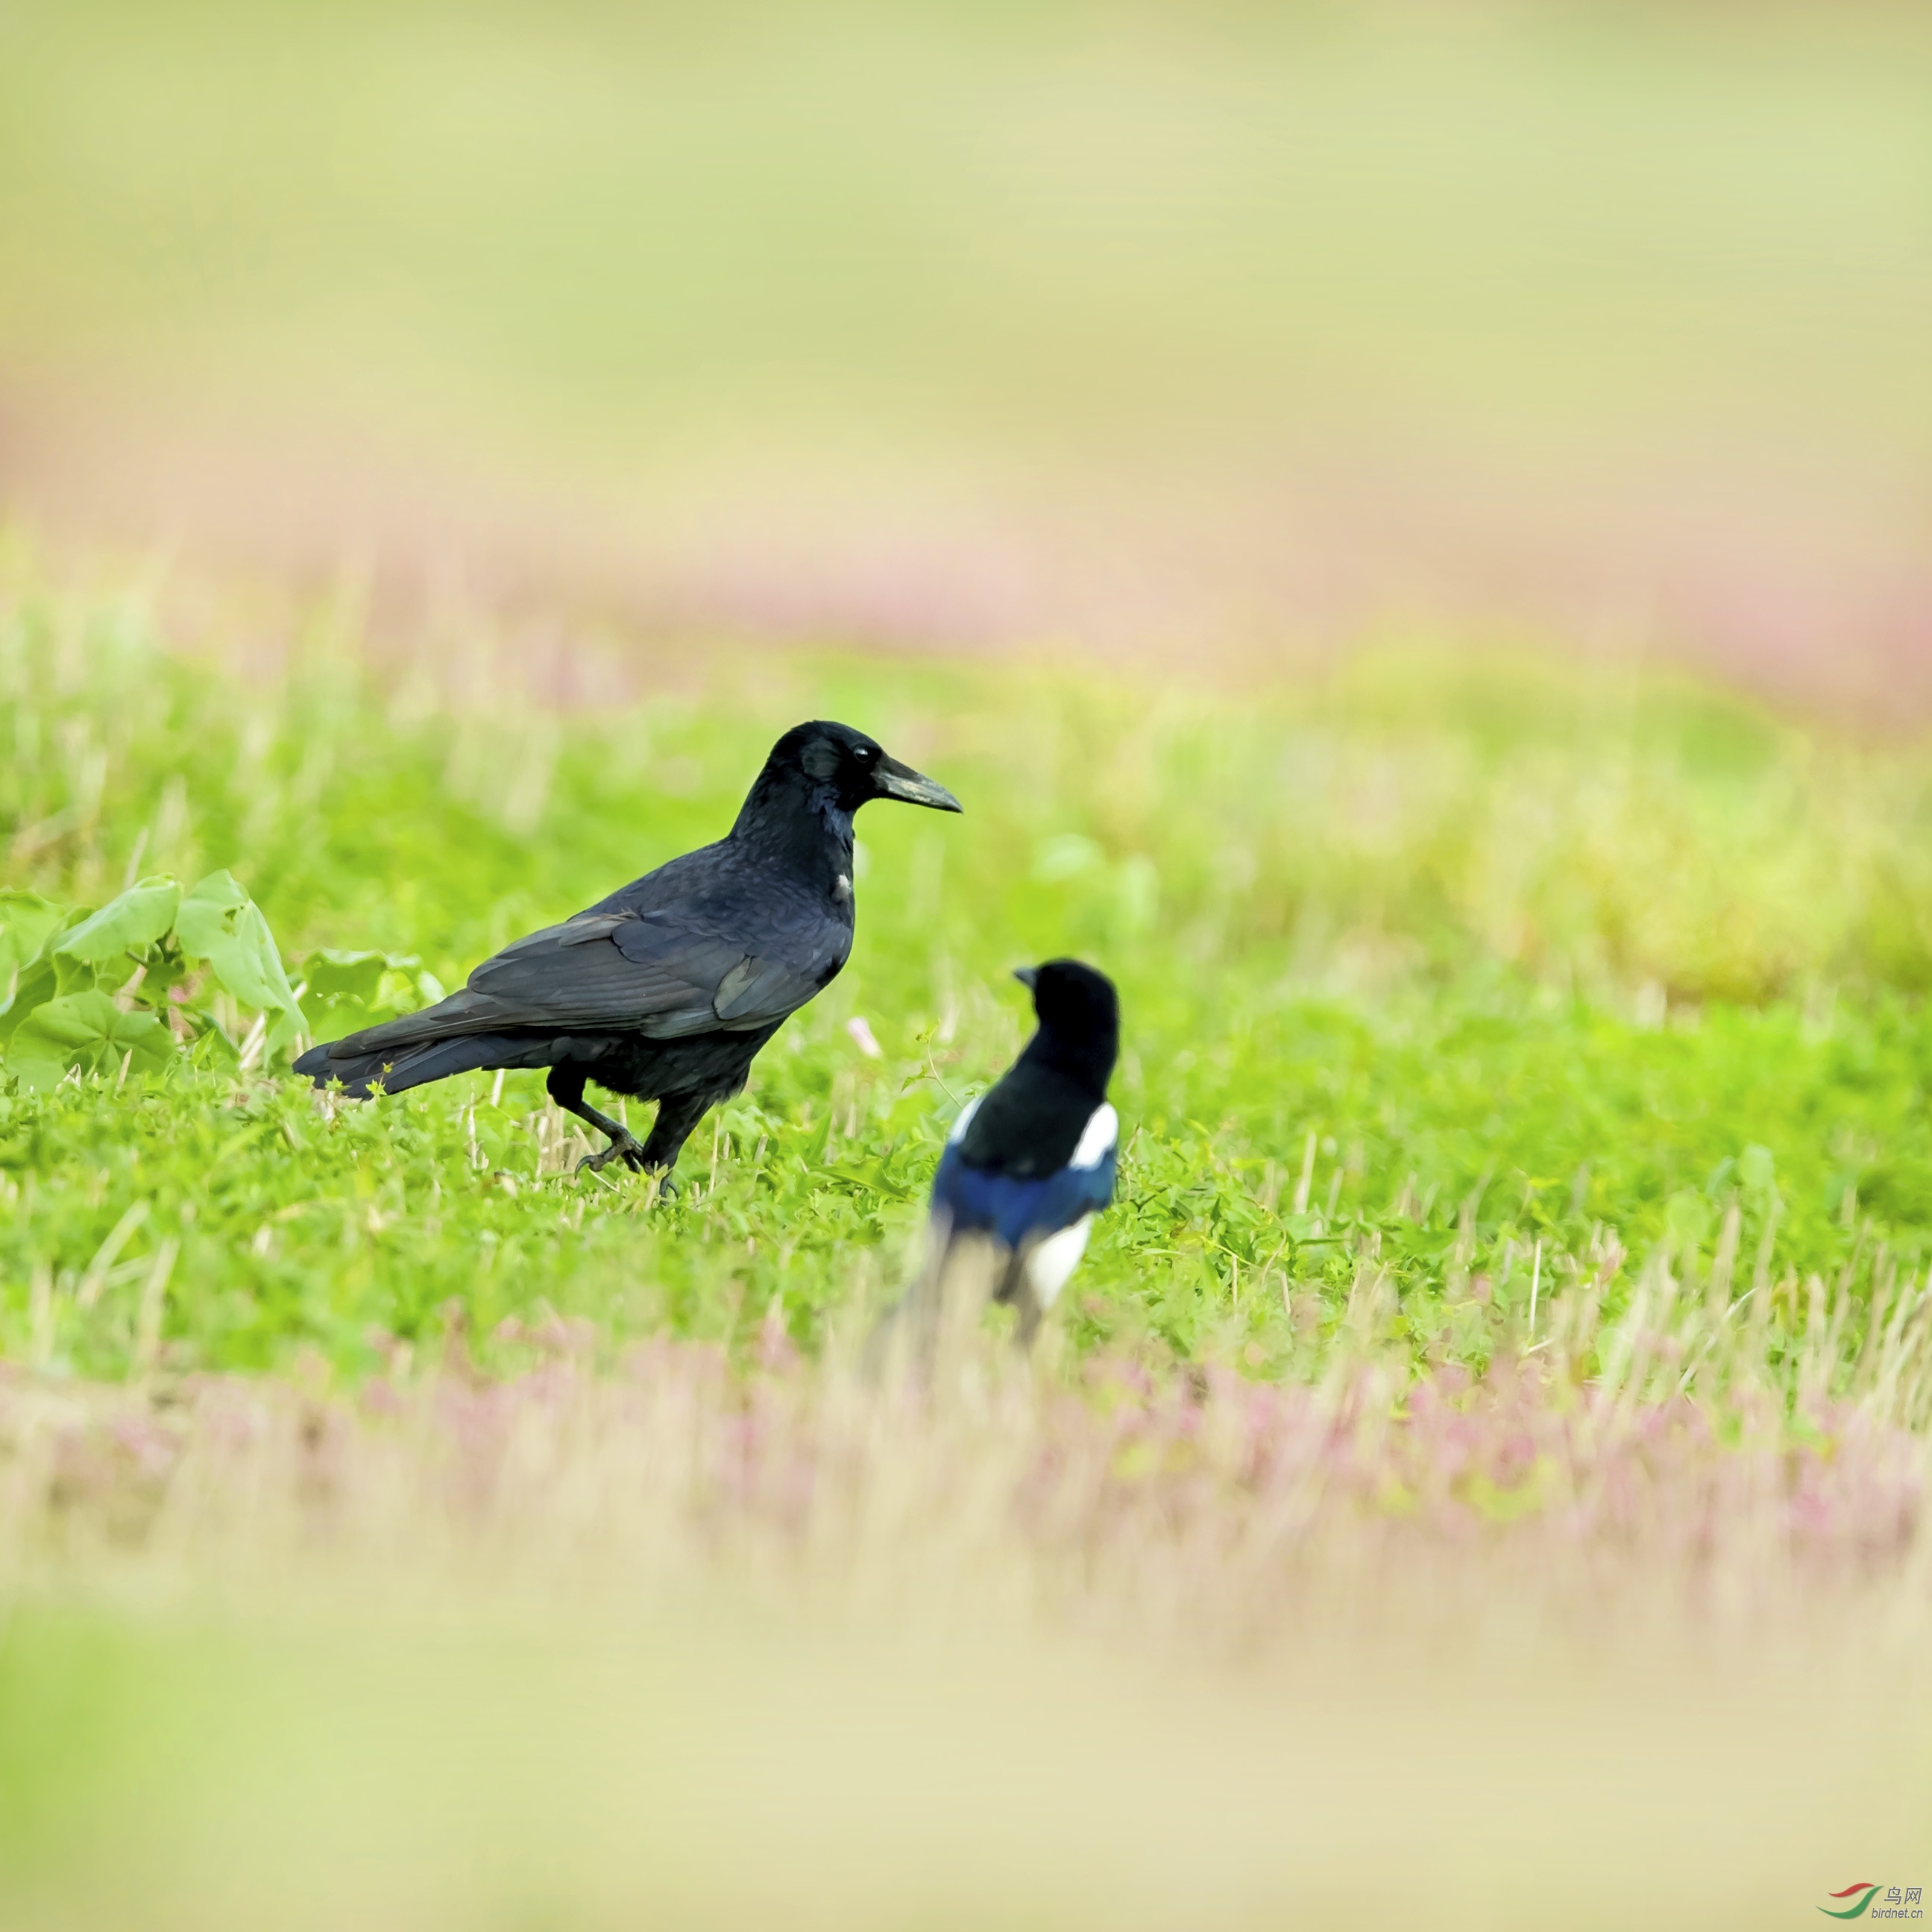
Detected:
left=174, top=870, right=305, bottom=1052
left=5, top=991, right=174, bottom=1092
left=301, top=948, right=394, bottom=1006
left=170, top=868, right=250, bottom=955
left=0, top=960, right=56, bottom=1042
left=183, top=1017, right=241, bottom=1070
left=379, top=966, right=443, bottom=1011
left=51, top=939, right=103, bottom=997
left=6, top=901, right=125, bottom=1016
left=822, top=1163, right=921, bottom=1203
left=52, top=876, right=182, bottom=965
left=0, top=890, right=65, bottom=1000
left=298, top=950, right=445, bottom=1045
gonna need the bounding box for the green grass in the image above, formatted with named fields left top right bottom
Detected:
left=4, top=540, right=1932, bottom=1932
left=4, top=538, right=1932, bottom=1393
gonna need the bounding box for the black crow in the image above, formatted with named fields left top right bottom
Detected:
left=909, top=959, right=1119, bottom=1349
left=292, top=721, right=961, bottom=1182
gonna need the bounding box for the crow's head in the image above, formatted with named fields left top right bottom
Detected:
left=1013, top=959, right=1119, bottom=1086
left=770, top=720, right=963, bottom=816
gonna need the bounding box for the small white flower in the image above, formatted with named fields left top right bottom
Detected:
left=845, top=1015, right=883, bottom=1059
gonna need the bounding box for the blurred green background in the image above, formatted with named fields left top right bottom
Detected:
left=3, top=1, right=1927, bottom=447
left=1, top=1, right=1928, bottom=687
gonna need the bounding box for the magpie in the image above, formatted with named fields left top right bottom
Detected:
left=914, top=959, right=1119, bottom=1349
left=292, top=721, right=961, bottom=1183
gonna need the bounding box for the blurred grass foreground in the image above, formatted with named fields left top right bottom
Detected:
left=1, top=544, right=1931, bottom=1925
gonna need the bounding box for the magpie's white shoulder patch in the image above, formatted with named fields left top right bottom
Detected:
left=946, top=1094, right=983, bottom=1146
left=1071, top=1103, right=1118, bottom=1170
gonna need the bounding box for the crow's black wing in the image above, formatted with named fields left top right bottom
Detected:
left=473, top=908, right=846, bottom=1034
left=326, top=908, right=846, bottom=1057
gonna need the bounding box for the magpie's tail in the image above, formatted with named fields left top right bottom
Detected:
left=865, top=1218, right=1022, bottom=1378
left=997, top=1247, right=1045, bottom=1349
left=292, top=1030, right=553, bottom=1099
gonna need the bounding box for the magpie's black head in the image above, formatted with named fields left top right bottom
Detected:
left=1013, top=959, right=1118, bottom=1096
left=763, top=720, right=962, bottom=817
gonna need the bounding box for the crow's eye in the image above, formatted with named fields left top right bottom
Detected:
left=855, top=746, right=874, bottom=761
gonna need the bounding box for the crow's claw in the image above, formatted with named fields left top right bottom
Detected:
left=577, top=1133, right=647, bottom=1177
left=575, top=1136, right=678, bottom=1196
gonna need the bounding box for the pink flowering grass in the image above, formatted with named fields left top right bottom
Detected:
left=5, top=1294, right=1928, bottom=1652
left=1, top=1326, right=1928, bottom=1931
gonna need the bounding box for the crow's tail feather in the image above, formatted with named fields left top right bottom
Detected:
left=293, top=1030, right=554, bottom=1098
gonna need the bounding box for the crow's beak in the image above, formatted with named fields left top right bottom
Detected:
left=1012, top=966, right=1039, bottom=990
left=874, top=755, right=963, bottom=813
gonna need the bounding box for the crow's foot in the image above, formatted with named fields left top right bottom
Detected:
left=576, top=1135, right=679, bottom=1197
left=577, top=1130, right=648, bottom=1176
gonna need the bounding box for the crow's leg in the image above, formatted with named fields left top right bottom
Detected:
left=635, top=1089, right=714, bottom=1180
left=547, top=1066, right=649, bottom=1175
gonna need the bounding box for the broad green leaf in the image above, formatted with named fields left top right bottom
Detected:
left=170, top=869, right=249, bottom=954
left=53, top=877, right=182, bottom=965
left=12, top=905, right=113, bottom=1013
left=53, top=926, right=107, bottom=996
left=300, top=951, right=444, bottom=1045
left=0, top=959, right=55, bottom=1042
left=380, top=966, right=444, bottom=1010
left=5, top=991, right=173, bottom=1093
left=176, top=870, right=305, bottom=1050
left=207, top=905, right=297, bottom=1015
left=301, top=948, right=410, bottom=1047
left=301, top=948, right=394, bottom=1006
left=304, top=1005, right=373, bottom=1046
left=0, top=890, right=64, bottom=994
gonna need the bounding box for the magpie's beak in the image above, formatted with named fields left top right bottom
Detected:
left=1012, top=966, right=1039, bottom=990
left=873, top=754, right=963, bottom=813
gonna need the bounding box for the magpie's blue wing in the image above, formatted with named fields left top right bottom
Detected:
left=931, top=1098, right=1118, bottom=1250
